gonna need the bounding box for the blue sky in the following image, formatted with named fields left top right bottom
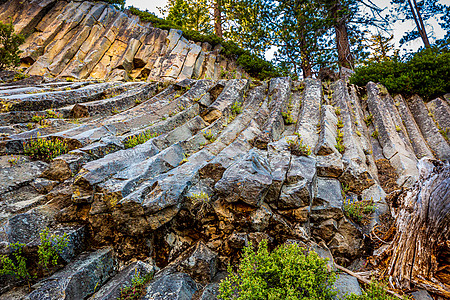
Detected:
left=127, top=0, right=447, bottom=59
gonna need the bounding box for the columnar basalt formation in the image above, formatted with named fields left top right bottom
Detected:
left=0, top=70, right=448, bottom=298
left=0, top=0, right=245, bottom=82
left=0, top=1, right=449, bottom=299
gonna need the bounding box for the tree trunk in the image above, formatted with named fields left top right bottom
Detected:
left=386, top=159, right=450, bottom=298
left=332, top=3, right=353, bottom=69
left=214, top=0, right=223, bottom=38
left=407, top=0, right=430, bottom=48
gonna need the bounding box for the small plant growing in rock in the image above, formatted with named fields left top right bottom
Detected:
left=179, top=153, right=189, bottom=165
left=38, top=228, right=69, bottom=272
left=23, top=137, right=68, bottom=161
left=337, top=118, right=344, bottom=129
left=188, top=191, right=211, bottom=218
left=43, top=109, right=62, bottom=119
left=134, top=99, right=142, bottom=105
left=439, top=127, right=449, bottom=141
left=203, top=130, right=216, bottom=143
left=335, top=107, right=341, bottom=116
left=364, top=113, right=373, bottom=126
left=341, top=182, right=350, bottom=198
left=335, top=129, right=345, bottom=154
left=346, top=280, right=405, bottom=300
left=281, top=111, right=295, bottom=125
left=371, top=129, right=379, bottom=139
left=8, top=155, right=18, bottom=165
left=27, top=123, right=34, bottom=130
left=111, top=107, right=120, bottom=115
left=124, top=130, right=159, bottom=149
left=0, top=228, right=68, bottom=285
left=287, top=138, right=311, bottom=156
left=378, top=85, right=388, bottom=96
left=231, top=101, right=242, bottom=115
left=31, top=114, right=46, bottom=123
left=119, top=270, right=154, bottom=300
left=343, top=197, right=375, bottom=225
left=218, top=240, right=337, bottom=300
left=395, top=125, right=401, bottom=132
left=0, top=242, right=31, bottom=282
left=356, top=130, right=362, bottom=137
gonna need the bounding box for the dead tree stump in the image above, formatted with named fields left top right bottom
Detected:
left=387, top=158, right=450, bottom=297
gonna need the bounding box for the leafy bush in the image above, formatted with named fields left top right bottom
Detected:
left=350, top=47, right=450, bottom=100
left=219, top=240, right=337, bottom=300
left=0, top=21, right=25, bottom=69
left=127, top=7, right=280, bottom=80
left=23, top=137, right=69, bottom=161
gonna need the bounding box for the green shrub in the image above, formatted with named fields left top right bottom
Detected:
left=0, top=21, right=25, bottom=69
left=0, top=242, right=31, bottom=281
left=343, top=197, right=375, bottom=224
left=119, top=270, right=154, bottom=300
left=287, top=137, right=311, bottom=156
left=124, top=130, right=159, bottom=149
left=219, top=240, right=337, bottom=300
left=346, top=280, right=402, bottom=300
left=23, top=137, right=69, bottom=161
left=0, top=228, right=68, bottom=283
left=231, top=101, right=243, bottom=115
left=335, top=129, right=345, bottom=154
left=38, top=228, right=68, bottom=271
left=282, top=111, right=296, bottom=125
left=350, top=47, right=450, bottom=100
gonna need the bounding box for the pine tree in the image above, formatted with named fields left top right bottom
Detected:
left=162, top=0, right=213, bottom=34
left=270, top=0, right=334, bottom=78
left=0, top=21, right=25, bottom=70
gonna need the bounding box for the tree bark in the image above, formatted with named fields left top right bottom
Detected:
left=331, top=2, right=353, bottom=69
left=214, top=0, right=223, bottom=38
left=386, top=159, right=450, bottom=298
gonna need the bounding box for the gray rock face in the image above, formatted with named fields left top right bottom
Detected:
left=333, top=274, right=362, bottom=298
left=143, top=272, right=197, bottom=300
left=200, top=283, right=219, bottom=300
left=408, top=95, right=450, bottom=161
left=27, top=248, right=116, bottom=300
left=296, top=78, right=321, bottom=150
left=394, top=95, right=434, bottom=159
left=215, top=149, right=272, bottom=207
left=311, top=177, right=343, bottom=222
left=176, top=241, right=218, bottom=284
